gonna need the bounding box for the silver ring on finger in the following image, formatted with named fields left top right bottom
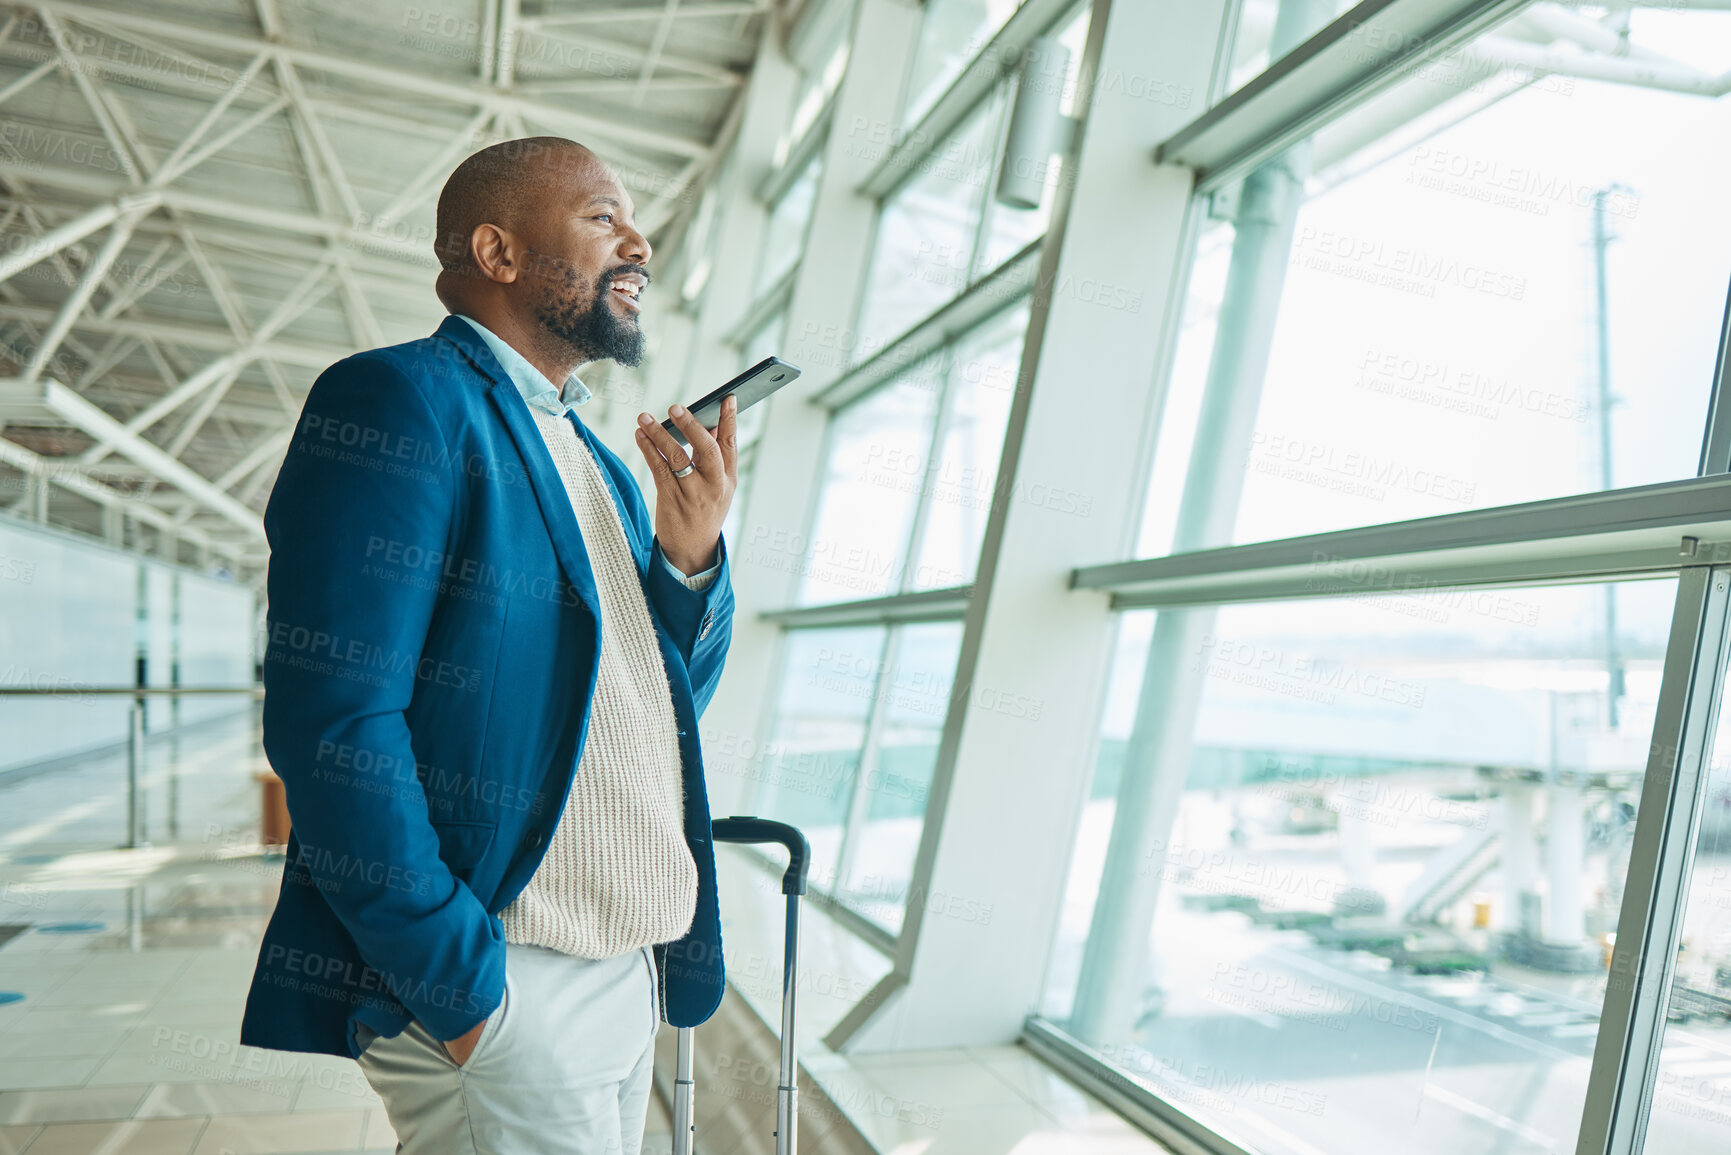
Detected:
left=673, top=462, right=695, bottom=479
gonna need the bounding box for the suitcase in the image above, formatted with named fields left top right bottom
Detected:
left=671, top=816, right=811, bottom=1155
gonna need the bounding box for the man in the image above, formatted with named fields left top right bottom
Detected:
left=238, top=136, right=738, bottom=1153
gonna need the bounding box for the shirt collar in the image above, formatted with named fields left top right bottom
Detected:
left=453, top=313, right=593, bottom=415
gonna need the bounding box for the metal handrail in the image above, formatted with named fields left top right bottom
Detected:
left=0, top=684, right=263, bottom=847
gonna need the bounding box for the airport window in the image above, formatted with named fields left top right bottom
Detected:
left=1046, top=578, right=1676, bottom=1155
left=854, top=97, right=1002, bottom=361
left=751, top=625, right=886, bottom=889
left=1029, top=4, right=1731, bottom=1154
left=1642, top=668, right=1731, bottom=1152
left=1138, top=9, right=1731, bottom=558
left=830, top=619, right=965, bottom=934
left=797, top=359, right=945, bottom=605
left=1224, top=0, right=1359, bottom=99
left=902, top=0, right=1024, bottom=130
left=786, top=34, right=850, bottom=156
left=755, top=154, right=821, bottom=298
left=855, top=6, right=1088, bottom=365
left=748, top=618, right=965, bottom=937
left=798, top=303, right=1029, bottom=606
left=903, top=302, right=1026, bottom=592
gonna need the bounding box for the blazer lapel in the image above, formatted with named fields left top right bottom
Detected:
left=431, top=317, right=600, bottom=618
left=488, top=384, right=601, bottom=616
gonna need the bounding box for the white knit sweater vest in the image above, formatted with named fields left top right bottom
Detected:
left=497, top=410, right=698, bottom=958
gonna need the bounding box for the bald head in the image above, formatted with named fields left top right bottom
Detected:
left=431, top=135, right=653, bottom=372
left=434, top=136, right=601, bottom=279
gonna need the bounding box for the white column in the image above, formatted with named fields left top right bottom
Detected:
left=1501, top=783, right=1539, bottom=933
left=1544, top=780, right=1586, bottom=945
left=1336, top=795, right=1376, bottom=890
left=698, top=0, right=925, bottom=820
left=841, top=0, right=1237, bottom=1052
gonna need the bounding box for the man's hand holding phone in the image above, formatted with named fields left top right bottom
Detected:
left=633, top=394, right=738, bottom=576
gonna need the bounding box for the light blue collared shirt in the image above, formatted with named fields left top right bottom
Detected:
left=455, top=313, right=719, bottom=589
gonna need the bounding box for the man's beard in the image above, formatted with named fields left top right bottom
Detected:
left=532, top=257, right=647, bottom=367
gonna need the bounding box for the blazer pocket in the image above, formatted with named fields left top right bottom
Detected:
left=430, top=818, right=497, bottom=874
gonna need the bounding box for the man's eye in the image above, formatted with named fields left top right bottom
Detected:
left=595, top=214, right=613, bottom=223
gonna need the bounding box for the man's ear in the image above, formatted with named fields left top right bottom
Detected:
left=470, top=223, right=519, bottom=285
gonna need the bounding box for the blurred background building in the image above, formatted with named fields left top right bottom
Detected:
left=2, top=1, right=1731, bottom=1153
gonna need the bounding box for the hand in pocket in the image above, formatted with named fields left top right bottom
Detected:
left=442, top=984, right=505, bottom=1068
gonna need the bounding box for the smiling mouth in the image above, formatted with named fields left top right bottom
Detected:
left=608, top=278, right=644, bottom=312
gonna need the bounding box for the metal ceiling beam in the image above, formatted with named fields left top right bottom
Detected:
left=518, top=18, right=742, bottom=84
left=0, top=302, right=344, bottom=366
left=528, top=3, right=767, bottom=27
left=0, top=56, right=57, bottom=106
left=0, top=433, right=238, bottom=560
left=78, top=254, right=337, bottom=465
left=21, top=205, right=148, bottom=382
left=633, top=0, right=685, bottom=108
left=0, top=164, right=433, bottom=261
left=37, top=8, right=142, bottom=183
left=0, top=375, right=262, bottom=534
left=32, top=0, right=714, bottom=159
left=0, top=195, right=146, bottom=285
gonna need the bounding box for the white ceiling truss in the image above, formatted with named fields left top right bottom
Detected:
left=0, top=0, right=778, bottom=579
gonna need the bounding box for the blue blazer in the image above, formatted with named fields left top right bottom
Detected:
left=239, top=314, right=734, bottom=1059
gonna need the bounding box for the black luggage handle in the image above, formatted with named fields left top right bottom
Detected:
left=712, top=816, right=809, bottom=896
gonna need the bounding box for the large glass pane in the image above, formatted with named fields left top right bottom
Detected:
left=1141, top=6, right=1730, bottom=556
left=1045, top=577, right=1677, bottom=1155
left=797, top=361, right=945, bottom=605
left=784, top=35, right=850, bottom=157
left=755, top=155, right=820, bottom=296
left=902, top=0, right=1024, bottom=129
left=833, top=621, right=965, bottom=933
left=1643, top=636, right=1731, bottom=1151
left=908, top=302, right=1027, bottom=590
left=1225, top=0, right=1357, bottom=100
left=854, top=105, right=997, bottom=361
left=750, top=626, right=887, bottom=885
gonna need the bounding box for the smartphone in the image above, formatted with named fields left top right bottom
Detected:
left=661, top=357, right=801, bottom=447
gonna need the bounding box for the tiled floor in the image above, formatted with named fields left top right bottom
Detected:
left=712, top=850, right=1175, bottom=1154
left=0, top=712, right=675, bottom=1155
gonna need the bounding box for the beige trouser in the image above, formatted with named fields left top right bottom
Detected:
left=356, top=940, right=659, bottom=1154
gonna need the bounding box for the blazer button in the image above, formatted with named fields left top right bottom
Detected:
left=525, top=831, right=544, bottom=850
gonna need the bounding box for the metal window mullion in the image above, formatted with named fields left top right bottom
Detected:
left=758, top=103, right=834, bottom=205
left=1072, top=473, right=1731, bottom=607
left=967, top=82, right=1014, bottom=286
left=896, top=345, right=962, bottom=597
left=858, top=0, right=1082, bottom=200
left=1694, top=273, right=1731, bottom=476
left=1576, top=564, right=1731, bottom=1155
left=1158, top=0, right=1533, bottom=194
left=815, top=237, right=1042, bottom=409
left=760, top=585, right=972, bottom=628
left=729, top=265, right=798, bottom=346
left=833, top=624, right=903, bottom=898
